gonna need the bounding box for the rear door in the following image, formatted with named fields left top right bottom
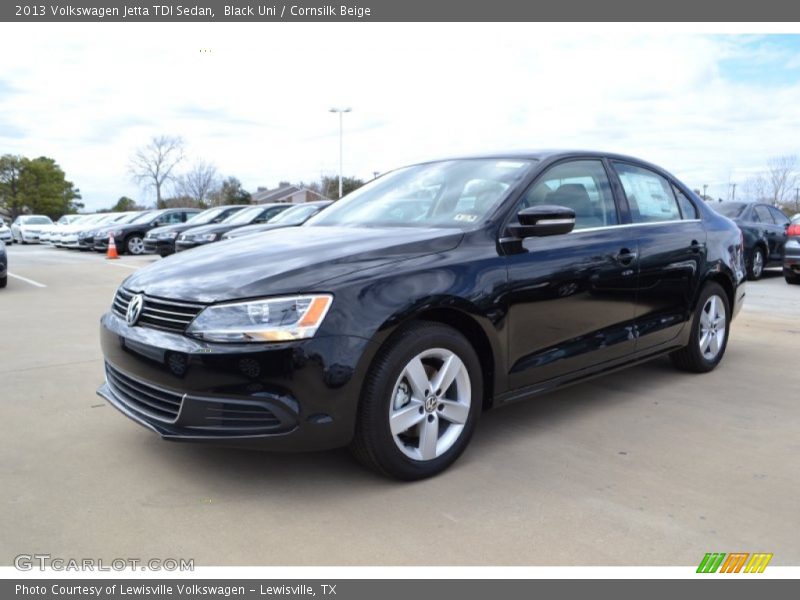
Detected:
left=767, top=206, right=790, bottom=261
left=504, top=159, right=639, bottom=390
left=610, top=161, right=706, bottom=352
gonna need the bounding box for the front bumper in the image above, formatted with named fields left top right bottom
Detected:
left=175, top=239, right=214, bottom=252
left=144, top=238, right=175, bottom=255
left=21, top=232, right=40, bottom=243
left=98, top=311, right=376, bottom=451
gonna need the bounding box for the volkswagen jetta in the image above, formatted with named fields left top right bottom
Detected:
left=98, top=151, right=746, bottom=479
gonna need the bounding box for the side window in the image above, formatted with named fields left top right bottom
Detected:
left=672, top=185, right=698, bottom=219
left=754, top=205, right=775, bottom=224
left=768, top=206, right=790, bottom=226
left=612, top=162, right=681, bottom=223
left=518, top=160, right=618, bottom=230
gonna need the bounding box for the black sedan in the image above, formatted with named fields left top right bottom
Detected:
left=98, top=151, right=746, bottom=480
left=144, top=205, right=249, bottom=256
left=0, top=240, right=6, bottom=288
left=222, top=201, right=333, bottom=240
left=710, top=201, right=790, bottom=280
left=94, top=208, right=201, bottom=255
left=784, top=219, right=800, bottom=284
left=175, top=203, right=292, bottom=252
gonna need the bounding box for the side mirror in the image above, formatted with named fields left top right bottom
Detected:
left=508, top=205, right=576, bottom=239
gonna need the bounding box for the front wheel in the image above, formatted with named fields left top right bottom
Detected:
left=125, top=235, right=145, bottom=255
left=785, top=271, right=800, bottom=285
left=350, top=322, right=483, bottom=480
left=670, top=282, right=730, bottom=373
left=0, top=275, right=6, bottom=288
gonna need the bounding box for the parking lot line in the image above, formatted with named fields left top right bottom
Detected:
left=7, top=272, right=47, bottom=288
left=105, top=261, right=141, bottom=270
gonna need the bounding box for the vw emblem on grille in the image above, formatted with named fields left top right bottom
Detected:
left=126, top=294, right=144, bottom=326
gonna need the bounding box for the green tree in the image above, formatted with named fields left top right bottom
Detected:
left=111, top=196, right=142, bottom=212
left=320, top=175, right=364, bottom=199
left=209, top=176, right=251, bottom=205
left=0, top=154, right=24, bottom=217
left=9, top=156, right=81, bottom=219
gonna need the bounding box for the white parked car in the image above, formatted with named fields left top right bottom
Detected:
left=0, top=217, right=12, bottom=244
left=40, top=214, right=82, bottom=244
left=59, top=213, right=119, bottom=248
left=11, top=215, right=54, bottom=244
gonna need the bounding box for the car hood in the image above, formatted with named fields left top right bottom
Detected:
left=149, top=222, right=197, bottom=236
left=181, top=223, right=242, bottom=237
left=227, top=222, right=295, bottom=237
left=124, top=226, right=464, bottom=303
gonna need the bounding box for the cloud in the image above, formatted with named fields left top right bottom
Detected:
left=0, top=24, right=799, bottom=209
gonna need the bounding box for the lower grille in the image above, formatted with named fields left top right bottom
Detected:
left=111, top=288, right=204, bottom=333
left=105, top=363, right=184, bottom=422
left=201, top=403, right=282, bottom=431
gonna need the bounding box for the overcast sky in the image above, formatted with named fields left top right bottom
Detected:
left=1, top=24, right=800, bottom=211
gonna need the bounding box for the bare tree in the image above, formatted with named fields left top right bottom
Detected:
left=743, top=174, right=769, bottom=202
left=129, top=135, right=185, bottom=208
left=765, top=154, right=799, bottom=207
left=175, top=160, right=218, bottom=208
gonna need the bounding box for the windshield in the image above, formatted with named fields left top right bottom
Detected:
left=271, top=204, right=323, bottom=225
left=308, top=159, right=536, bottom=229
left=224, top=206, right=265, bottom=225
left=23, top=216, right=53, bottom=225
left=116, top=211, right=148, bottom=224
left=130, top=210, right=159, bottom=224
left=188, top=206, right=243, bottom=226
left=713, top=203, right=746, bottom=218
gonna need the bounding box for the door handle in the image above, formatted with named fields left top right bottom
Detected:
left=615, top=248, right=637, bottom=265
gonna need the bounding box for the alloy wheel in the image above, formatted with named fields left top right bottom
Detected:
left=752, top=249, right=764, bottom=278
left=127, top=236, right=145, bottom=255
left=698, top=294, right=727, bottom=361
left=389, top=348, right=471, bottom=461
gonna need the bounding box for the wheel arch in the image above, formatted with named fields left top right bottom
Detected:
left=366, top=304, right=500, bottom=411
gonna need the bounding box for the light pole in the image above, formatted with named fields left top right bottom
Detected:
left=702, top=184, right=708, bottom=200
left=730, top=183, right=737, bottom=201
left=329, top=107, right=351, bottom=199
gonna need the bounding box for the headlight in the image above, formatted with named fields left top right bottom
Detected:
left=158, top=231, right=178, bottom=239
left=198, top=232, right=218, bottom=242
left=186, top=295, right=333, bottom=342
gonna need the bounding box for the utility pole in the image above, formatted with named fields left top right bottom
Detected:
left=730, top=183, right=736, bottom=201
left=329, top=107, right=352, bottom=199
left=702, top=184, right=708, bottom=200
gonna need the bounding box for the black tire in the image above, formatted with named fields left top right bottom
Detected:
left=125, top=235, right=145, bottom=255
left=670, top=282, right=731, bottom=373
left=785, top=270, right=800, bottom=285
left=747, top=246, right=765, bottom=281
left=0, top=275, right=6, bottom=288
left=350, top=322, right=483, bottom=480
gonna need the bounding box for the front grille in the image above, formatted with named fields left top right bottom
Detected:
left=105, top=363, right=184, bottom=422
left=112, top=288, right=204, bottom=333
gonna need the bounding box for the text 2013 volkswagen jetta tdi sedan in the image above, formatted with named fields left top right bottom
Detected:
left=98, top=151, right=746, bottom=479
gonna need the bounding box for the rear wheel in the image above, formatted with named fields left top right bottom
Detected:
left=670, top=282, right=730, bottom=373
left=0, top=275, right=6, bottom=288
left=747, top=247, right=765, bottom=280
left=350, top=322, right=482, bottom=480
left=125, top=235, right=145, bottom=255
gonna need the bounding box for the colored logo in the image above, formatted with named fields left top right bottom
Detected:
left=697, top=552, right=773, bottom=573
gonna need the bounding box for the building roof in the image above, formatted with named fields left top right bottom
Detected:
left=251, top=185, right=328, bottom=204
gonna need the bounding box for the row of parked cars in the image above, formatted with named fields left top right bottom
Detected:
left=0, top=201, right=332, bottom=256
left=709, top=201, right=800, bottom=284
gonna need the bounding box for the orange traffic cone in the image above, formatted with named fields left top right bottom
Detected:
left=106, top=234, right=119, bottom=260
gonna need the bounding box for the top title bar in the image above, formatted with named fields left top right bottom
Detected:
left=4, top=0, right=800, bottom=22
